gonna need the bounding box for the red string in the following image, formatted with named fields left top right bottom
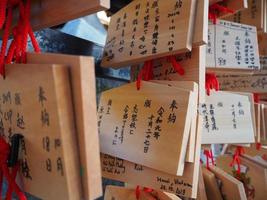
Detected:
left=253, top=93, right=260, bottom=103
left=230, top=146, right=245, bottom=175
left=205, top=73, right=219, bottom=96
left=168, top=56, right=185, bottom=76
left=209, top=3, right=234, bottom=24
left=136, top=56, right=185, bottom=90
left=136, top=60, right=153, bottom=90
left=1, top=0, right=40, bottom=77
left=135, top=186, right=154, bottom=200
left=256, top=143, right=262, bottom=150
left=0, top=137, right=26, bottom=200
left=0, top=6, right=13, bottom=77
left=0, top=0, right=8, bottom=29
left=203, top=149, right=215, bottom=170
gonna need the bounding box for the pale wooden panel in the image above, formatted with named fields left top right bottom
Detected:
left=101, top=0, right=197, bottom=68
left=209, top=166, right=247, bottom=200
left=206, top=19, right=260, bottom=70
left=223, top=0, right=265, bottom=31
left=101, top=115, right=203, bottom=199
left=202, top=167, right=223, bottom=200
left=193, top=0, right=209, bottom=47
left=27, top=0, right=110, bottom=30
left=217, top=155, right=267, bottom=200
left=26, top=53, right=102, bottom=200
left=151, top=81, right=198, bottom=163
left=201, top=91, right=255, bottom=144
left=258, top=33, right=267, bottom=56
left=1, top=64, right=82, bottom=200
left=216, top=70, right=267, bottom=93
left=197, top=167, right=208, bottom=200
left=104, top=186, right=181, bottom=200
left=98, top=82, right=195, bottom=176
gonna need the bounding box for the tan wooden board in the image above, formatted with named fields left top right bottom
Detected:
left=202, top=167, right=223, bottom=200
left=150, top=81, right=198, bottom=163
left=101, top=115, right=203, bottom=199
left=196, top=167, right=208, bottom=200
left=206, top=19, right=260, bottom=70
left=104, top=185, right=181, bottom=200
left=1, top=64, right=82, bottom=200
left=258, top=33, right=267, bottom=56
left=223, top=0, right=265, bottom=31
left=193, top=0, right=209, bottom=47
left=98, top=81, right=195, bottom=175
left=201, top=91, right=255, bottom=144
left=20, top=0, right=110, bottom=31
left=26, top=53, right=102, bottom=200
left=216, top=70, right=267, bottom=93
left=216, top=155, right=267, bottom=200
left=101, top=0, right=197, bottom=68
left=209, top=166, right=247, bottom=200
left=260, top=56, right=267, bottom=69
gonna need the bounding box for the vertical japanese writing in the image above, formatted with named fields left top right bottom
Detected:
left=167, top=0, right=182, bottom=52
left=139, top=1, right=150, bottom=55
left=151, top=0, right=159, bottom=54
left=129, top=3, right=140, bottom=56
left=129, top=104, right=138, bottom=135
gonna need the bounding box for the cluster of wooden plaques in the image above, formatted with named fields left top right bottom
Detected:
left=1, top=0, right=267, bottom=200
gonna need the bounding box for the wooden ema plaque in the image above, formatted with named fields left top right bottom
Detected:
left=98, top=81, right=196, bottom=175
left=22, top=0, right=110, bottom=31
left=216, top=70, right=267, bottom=93
left=101, top=115, right=204, bottom=199
left=0, top=64, right=82, bottom=199
left=209, top=166, right=247, bottom=200
left=101, top=0, right=197, bottom=68
left=201, top=91, right=255, bottom=144
left=258, top=33, right=267, bottom=56
left=216, top=155, right=267, bottom=200
left=104, top=186, right=181, bottom=200
left=150, top=81, right=198, bottom=163
left=206, top=19, right=260, bottom=70
left=223, top=0, right=265, bottom=31
left=26, top=53, right=102, bottom=200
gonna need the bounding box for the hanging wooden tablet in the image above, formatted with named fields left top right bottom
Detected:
left=193, top=0, right=209, bottom=47
left=150, top=81, right=198, bottom=163
left=209, top=166, right=247, bottom=200
left=202, top=167, right=223, bottom=200
left=26, top=53, right=102, bottom=200
left=201, top=91, right=255, bottom=144
left=104, top=185, right=181, bottom=200
left=0, top=64, right=82, bottom=200
left=101, top=0, right=198, bottom=68
left=260, top=103, right=267, bottom=144
left=15, top=0, right=110, bottom=31
left=216, top=155, right=267, bottom=200
left=258, top=33, right=267, bottom=55
left=98, top=81, right=196, bottom=175
left=260, top=56, right=267, bottom=69
left=206, top=19, right=260, bottom=70
left=197, top=167, right=208, bottom=200
left=216, top=70, right=267, bottom=93
left=101, top=115, right=204, bottom=199
left=223, top=0, right=265, bottom=31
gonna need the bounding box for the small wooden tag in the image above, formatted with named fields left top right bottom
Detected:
left=201, top=91, right=255, bottom=144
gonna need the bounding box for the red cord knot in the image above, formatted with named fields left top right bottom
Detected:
left=136, top=60, right=154, bottom=90
left=209, top=3, right=234, bottom=24
left=135, top=186, right=154, bottom=199
left=205, top=73, right=219, bottom=96
left=230, top=146, right=245, bottom=175
left=256, top=142, right=262, bottom=150
left=253, top=93, right=260, bottom=103
left=203, top=149, right=215, bottom=170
